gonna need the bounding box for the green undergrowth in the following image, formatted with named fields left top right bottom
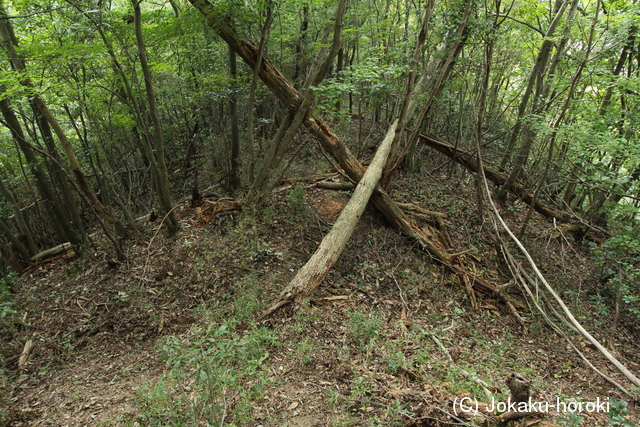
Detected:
left=126, top=269, right=280, bottom=427
left=132, top=322, right=278, bottom=426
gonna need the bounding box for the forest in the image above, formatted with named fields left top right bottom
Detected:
left=0, top=0, right=639, bottom=425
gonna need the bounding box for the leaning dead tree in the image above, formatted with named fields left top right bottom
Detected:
left=188, top=0, right=451, bottom=264
left=261, top=120, right=399, bottom=318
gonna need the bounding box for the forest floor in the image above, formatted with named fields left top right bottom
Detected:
left=1, top=150, right=639, bottom=426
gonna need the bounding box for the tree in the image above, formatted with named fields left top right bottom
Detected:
left=0, top=5, right=126, bottom=238
left=132, top=0, right=179, bottom=233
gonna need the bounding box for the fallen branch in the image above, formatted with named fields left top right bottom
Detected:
left=396, top=202, right=448, bottom=219
left=474, top=147, right=640, bottom=391
left=314, top=181, right=355, bottom=191
left=505, top=249, right=632, bottom=397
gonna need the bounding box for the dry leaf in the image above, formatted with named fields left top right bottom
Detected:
left=287, top=401, right=299, bottom=411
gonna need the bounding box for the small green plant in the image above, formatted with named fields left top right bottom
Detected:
left=558, top=412, right=584, bottom=427
left=347, top=375, right=373, bottom=410
left=590, top=293, right=609, bottom=317
left=287, top=184, right=308, bottom=216
left=608, top=398, right=634, bottom=426
left=346, top=311, right=382, bottom=347
left=295, top=336, right=315, bottom=365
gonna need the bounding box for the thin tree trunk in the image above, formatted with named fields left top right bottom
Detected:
left=31, top=102, right=87, bottom=244
left=292, top=3, right=309, bottom=88
left=498, top=0, right=580, bottom=203
left=228, top=45, right=241, bottom=190
left=520, top=0, right=599, bottom=237
left=382, top=0, right=434, bottom=183
left=246, top=2, right=274, bottom=184
left=385, top=0, right=472, bottom=183
left=0, top=98, right=82, bottom=246
left=245, top=0, right=347, bottom=206
left=498, top=0, right=570, bottom=174
left=0, top=175, right=37, bottom=256
left=0, top=8, right=126, bottom=236
left=133, top=0, right=179, bottom=233
left=0, top=217, right=30, bottom=262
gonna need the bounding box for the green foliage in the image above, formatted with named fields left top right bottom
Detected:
left=346, top=311, right=382, bottom=347
left=608, top=398, right=635, bottom=427
left=137, top=324, right=275, bottom=426
left=594, top=221, right=640, bottom=318
left=558, top=412, right=584, bottom=427
left=287, top=184, right=308, bottom=216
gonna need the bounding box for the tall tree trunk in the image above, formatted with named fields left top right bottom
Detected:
left=246, top=2, right=274, bottom=184
left=132, top=0, right=179, bottom=233
left=384, top=0, right=471, bottom=183
left=382, top=0, right=435, bottom=183
left=520, top=0, right=600, bottom=236
left=497, top=0, right=571, bottom=179
left=292, top=3, right=309, bottom=88
left=245, top=0, right=347, bottom=206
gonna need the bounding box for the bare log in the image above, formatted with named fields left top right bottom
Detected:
left=31, top=242, right=71, bottom=262
left=262, top=120, right=399, bottom=317
left=314, top=181, right=355, bottom=191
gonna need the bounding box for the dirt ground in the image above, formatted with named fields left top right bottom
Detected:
left=1, top=167, right=638, bottom=426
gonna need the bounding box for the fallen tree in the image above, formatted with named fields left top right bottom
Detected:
left=190, top=0, right=519, bottom=312
left=419, top=133, right=573, bottom=222
left=261, top=120, right=399, bottom=317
